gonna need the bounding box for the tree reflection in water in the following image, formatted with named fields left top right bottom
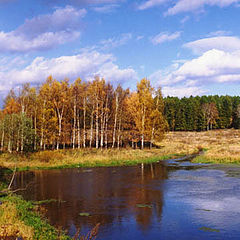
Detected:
left=13, top=162, right=168, bottom=237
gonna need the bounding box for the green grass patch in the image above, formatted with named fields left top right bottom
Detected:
left=0, top=194, right=70, bottom=240
left=3, top=153, right=185, bottom=172
left=79, top=212, right=91, bottom=217
left=193, top=155, right=240, bottom=165
left=136, top=204, right=153, bottom=209
left=33, top=199, right=66, bottom=205
left=199, top=226, right=220, bottom=233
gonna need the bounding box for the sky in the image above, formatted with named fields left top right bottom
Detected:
left=1, top=0, right=240, bottom=103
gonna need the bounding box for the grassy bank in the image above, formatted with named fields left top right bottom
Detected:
left=0, top=194, right=70, bottom=239
left=0, top=146, right=198, bottom=171
left=164, top=129, right=240, bottom=164
left=1, top=129, right=239, bottom=170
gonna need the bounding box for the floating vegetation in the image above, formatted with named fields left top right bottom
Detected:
left=136, top=204, right=152, bottom=209
left=33, top=199, right=66, bottom=205
left=196, top=208, right=212, bottom=212
left=199, top=226, right=220, bottom=233
left=82, top=169, right=93, bottom=173
left=79, top=212, right=91, bottom=217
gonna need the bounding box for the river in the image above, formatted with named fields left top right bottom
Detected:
left=13, top=157, right=240, bottom=239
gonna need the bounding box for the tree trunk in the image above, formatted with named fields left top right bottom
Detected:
left=57, top=116, right=62, bottom=150
left=40, top=100, right=46, bottom=150
left=8, top=139, right=12, bottom=153
left=83, top=97, right=86, bottom=148
left=34, top=111, right=37, bottom=151
left=141, top=106, right=146, bottom=150
left=117, top=112, right=122, bottom=150
left=150, top=126, right=155, bottom=149
left=77, top=110, right=81, bottom=149
left=73, top=98, right=76, bottom=149
left=16, top=128, right=20, bottom=152
left=8, top=117, right=12, bottom=153
left=1, top=129, right=4, bottom=152
left=21, top=112, right=24, bottom=153
left=105, top=114, right=108, bottom=149
left=96, top=102, right=99, bottom=149
left=112, top=93, right=118, bottom=148
left=100, top=102, right=104, bottom=149
left=90, top=110, right=94, bottom=148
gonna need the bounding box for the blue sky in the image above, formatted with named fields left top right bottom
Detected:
left=1, top=0, right=240, bottom=101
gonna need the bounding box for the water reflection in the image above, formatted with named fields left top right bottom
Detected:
left=13, top=161, right=240, bottom=240
left=13, top=162, right=168, bottom=237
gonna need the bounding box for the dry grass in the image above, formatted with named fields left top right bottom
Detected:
left=0, top=200, right=34, bottom=239
left=163, top=129, right=240, bottom=164
left=0, top=147, right=186, bottom=170
left=1, top=129, right=239, bottom=169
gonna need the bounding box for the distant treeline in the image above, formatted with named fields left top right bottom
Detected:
left=164, top=95, right=240, bottom=131
left=0, top=76, right=166, bottom=153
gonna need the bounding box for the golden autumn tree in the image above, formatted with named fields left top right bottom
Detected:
left=137, top=78, right=154, bottom=149
left=149, top=87, right=166, bottom=148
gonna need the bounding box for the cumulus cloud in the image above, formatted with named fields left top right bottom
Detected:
left=0, top=50, right=138, bottom=92
left=164, top=49, right=240, bottom=86
left=0, top=5, right=86, bottom=53
left=208, top=30, right=231, bottom=37
left=92, top=4, right=120, bottom=13
left=149, top=48, right=240, bottom=97
left=151, top=31, right=181, bottom=45
left=162, top=85, right=207, bottom=97
left=166, top=0, right=240, bottom=15
left=184, top=36, right=240, bottom=54
left=137, top=0, right=168, bottom=10
left=137, top=0, right=240, bottom=15
left=99, top=33, right=132, bottom=50
left=74, top=0, right=122, bottom=4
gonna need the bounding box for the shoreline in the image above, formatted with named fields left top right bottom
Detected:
left=0, top=148, right=193, bottom=172
left=0, top=194, right=70, bottom=239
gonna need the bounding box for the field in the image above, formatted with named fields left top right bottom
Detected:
left=0, top=129, right=239, bottom=171
left=164, top=129, right=240, bottom=164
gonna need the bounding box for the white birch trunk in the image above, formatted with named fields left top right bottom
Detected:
left=83, top=97, right=86, bottom=148
left=112, top=93, right=118, bottom=148
left=73, top=98, right=76, bottom=149
left=90, top=110, right=94, bottom=148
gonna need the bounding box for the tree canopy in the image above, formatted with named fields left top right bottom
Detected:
left=0, top=77, right=166, bottom=152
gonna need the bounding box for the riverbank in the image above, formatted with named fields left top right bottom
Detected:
left=0, top=129, right=239, bottom=171
left=164, top=129, right=240, bottom=164
left=0, top=129, right=240, bottom=170
left=0, top=146, right=198, bottom=171
left=0, top=194, right=70, bottom=239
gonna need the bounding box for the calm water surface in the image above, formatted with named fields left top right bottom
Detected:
left=13, top=158, right=240, bottom=239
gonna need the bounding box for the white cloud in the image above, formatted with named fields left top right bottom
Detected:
left=162, top=86, right=207, bottom=97
left=136, top=35, right=144, bottom=41
left=92, top=4, right=120, bottom=13
left=208, top=30, right=231, bottom=37
left=76, top=0, right=122, bottom=4
left=137, top=0, right=240, bottom=14
left=149, top=48, right=240, bottom=97
left=164, top=49, right=240, bottom=85
left=99, top=33, right=132, bottom=50
left=0, top=50, right=138, bottom=92
left=166, top=0, right=240, bottom=15
left=184, top=36, right=240, bottom=55
left=151, top=31, right=181, bottom=45
left=137, top=0, right=168, bottom=10
left=0, top=6, right=86, bottom=53
left=0, top=31, right=81, bottom=53
left=180, top=16, right=190, bottom=24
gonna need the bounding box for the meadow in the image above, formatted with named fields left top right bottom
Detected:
left=1, top=129, right=239, bottom=171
